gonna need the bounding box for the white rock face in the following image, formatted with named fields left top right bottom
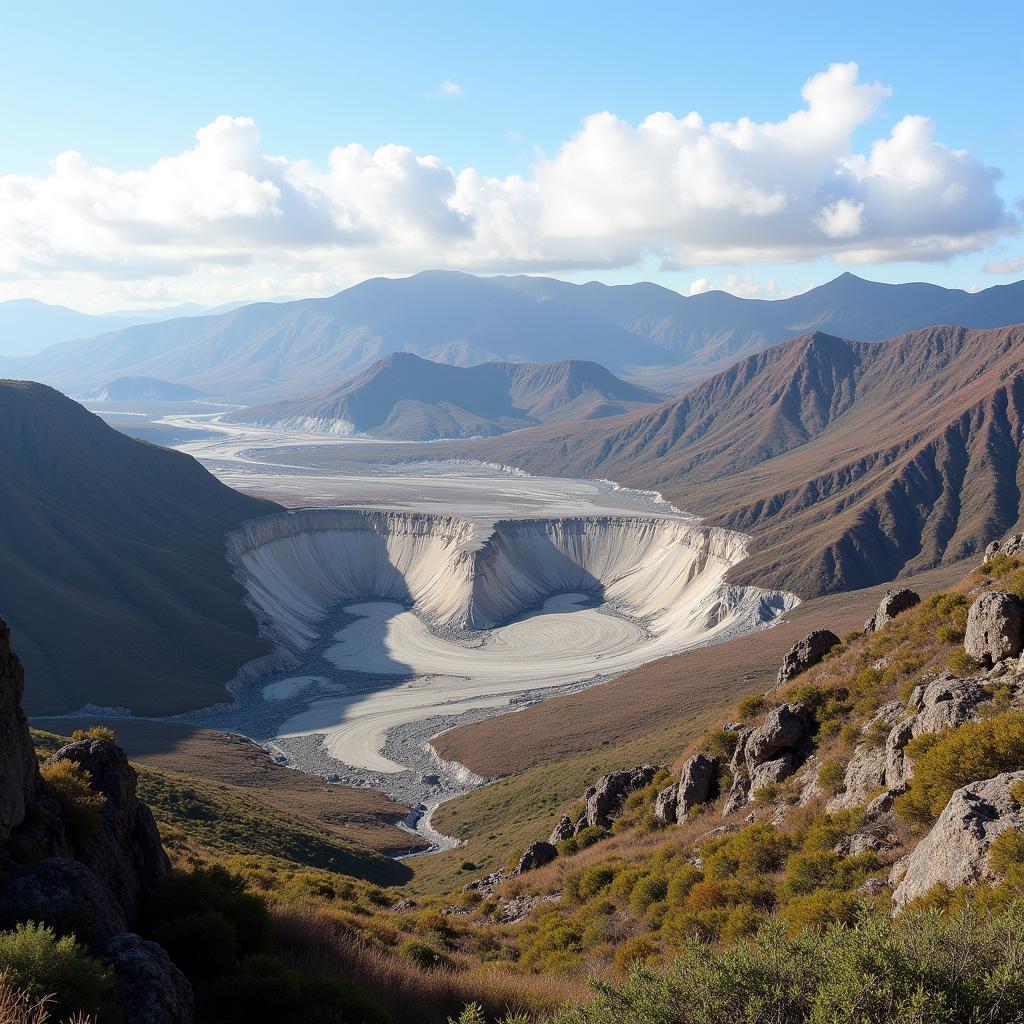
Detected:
left=226, top=509, right=798, bottom=773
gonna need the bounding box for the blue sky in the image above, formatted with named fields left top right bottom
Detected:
left=2, top=0, right=1022, bottom=308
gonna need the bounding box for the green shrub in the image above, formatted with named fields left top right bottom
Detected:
left=151, top=909, right=238, bottom=980
left=143, top=865, right=271, bottom=987
left=205, top=953, right=388, bottom=1023
left=896, top=712, right=1024, bottom=823
left=399, top=939, right=453, bottom=970
left=737, top=694, right=768, bottom=719
left=40, top=759, right=105, bottom=845
left=780, top=888, right=860, bottom=932
left=70, top=725, right=117, bottom=744
left=817, top=758, right=846, bottom=796
left=949, top=647, right=982, bottom=677
left=703, top=729, right=739, bottom=759
left=989, top=828, right=1024, bottom=886
left=629, top=874, right=668, bottom=915
left=752, top=783, right=781, bottom=807
left=556, top=825, right=608, bottom=856
left=935, top=623, right=965, bottom=645
left=0, top=922, right=118, bottom=1022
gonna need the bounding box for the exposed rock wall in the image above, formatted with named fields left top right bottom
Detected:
left=0, top=620, right=39, bottom=842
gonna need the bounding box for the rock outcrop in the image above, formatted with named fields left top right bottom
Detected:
left=776, top=630, right=840, bottom=686
left=515, top=841, right=558, bottom=874
left=0, top=617, right=193, bottom=1023
left=984, top=533, right=1024, bottom=563
left=654, top=754, right=717, bottom=825
left=548, top=814, right=576, bottom=845
left=0, top=620, right=41, bottom=842
left=104, top=933, right=194, bottom=1024
left=723, top=703, right=814, bottom=813
left=45, top=738, right=170, bottom=923
left=583, top=765, right=659, bottom=831
left=890, top=771, right=1024, bottom=907
left=830, top=675, right=1001, bottom=811
left=964, top=590, right=1023, bottom=665
left=864, top=588, right=920, bottom=634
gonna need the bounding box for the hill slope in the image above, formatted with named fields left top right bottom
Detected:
left=226, top=353, right=662, bottom=439
left=11, top=271, right=1024, bottom=401
left=0, top=380, right=279, bottom=714
left=86, top=376, right=207, bottom=402
left=427, top=324, right=1024, bottom=596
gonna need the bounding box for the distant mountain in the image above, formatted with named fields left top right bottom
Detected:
left=10, top=271, right=1024, bottom=402
left=85, top=376, right=207, bottom=402
left=432, top=323, right=1024, bottom=597
left=496, top=272, right=1024, bottom=389
left=226, top=353, right=662, bottom=440
left=0, top=298, right=251, bottom=358
left=0, top=380, right=278, bottom=715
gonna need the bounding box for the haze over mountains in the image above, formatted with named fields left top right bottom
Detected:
left=225, top=352, right=662, bottom=440
left=431, top=323, right=1024, bottom=596
left=0, top=380, right=277, bottom=714
left=0, top=297, right=251, bottom=358
left=8, top=270, right=1024, bottom=402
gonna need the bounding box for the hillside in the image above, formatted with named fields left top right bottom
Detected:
left=422, top=324, right=1024, bottom=597
left=0, top=380, right=279, bottom=714
left=9, top=271, right=1024, bottom=402
left=86, top=376, right=207, bottom=402
left=226, top=353, right=662, bottom=439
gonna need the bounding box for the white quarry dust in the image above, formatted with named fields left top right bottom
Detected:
left=227, top=508, right=797, bottom=776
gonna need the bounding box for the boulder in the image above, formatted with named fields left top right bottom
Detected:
left=984, top=533, right=1024, bottom=564
left=515, top=841, right=557, bottom=874
left=653, top=785, right=679, bottom=825
left=676, top=753, right=717, bottom=819
left=745, top=704, right=813, bottom=766
left=0, top=858, right=127, bottom=945
left=964, top=590, right=1023, bottom=665
left=0, top=620, right=41, bottom=842
left=583, top=764, right=659, bottom=829
left=749, top=753, right=794, bottom=794
left=776, top=630, right=840, bottom=686
left=890, top=771, right=1024, bottom=908
left=548, top=814, right=576, bottom=845
left=103, top=932, right=193, bottom=1024
left=45, top=739, right=170, bottom=923
left=864, top=588, right=921, bottom=634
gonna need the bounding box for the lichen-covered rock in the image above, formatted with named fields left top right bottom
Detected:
left=890, top=771, right=1024, bottom=907
left=583, top=765, right=659, bottom=829
left=104, top=932, right=193, bottom=1024
left=776, top=630, right=840, bottom=685
left=548, top=814, right=575, bottom=845
left=0, top=858, right=128, bottom=944
left=864, top=588, right=921, bottom=634
left=653, top=785, right=679, bottom=825
left=515, top=841, right=557, bottom=874
left=45, top=739, right=170, bottom=924
left=964, top=590, right=1023, bottom=665
left=0, top=619, right=40, bottom=842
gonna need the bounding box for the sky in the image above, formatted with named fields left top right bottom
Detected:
left=1, top=0, right=1022, bottom=311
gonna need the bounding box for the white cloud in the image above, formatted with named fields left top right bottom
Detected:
left=687, top=274, right=806, bottom=300
left=984, top=255, right=1024, bottom=274
left=0, top=63, right=1016, bottom=305
left=425, top=80, right=462, bottom=98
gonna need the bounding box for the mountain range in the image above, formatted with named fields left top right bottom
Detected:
left=415, top=323, right=1024, bottom=596
left=0, top=297, right=254, bottom=358
left=0, top=380, right=277, bottom=714
left=7, top=270, right=1024, bottom=402
left=224, top=352, right=662, bottom=440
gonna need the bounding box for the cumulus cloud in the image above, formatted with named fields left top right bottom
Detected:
left=0, top=63, right=1016, bottom=303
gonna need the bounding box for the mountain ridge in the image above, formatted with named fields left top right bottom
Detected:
left=225, top=352, right=663, bottom=439
left=9, top=271, right=1024, bottom=402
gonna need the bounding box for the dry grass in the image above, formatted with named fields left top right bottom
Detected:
left=0, top=977, right=91, bottom=1024
left=272, top=907, right=586, bottom=1024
